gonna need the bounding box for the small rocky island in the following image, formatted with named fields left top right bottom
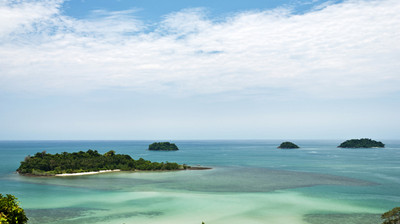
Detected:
left=17, top=150, right=189, bottom=176
left=148, top=142, right=179, bottom=151
left=278, top=141, right=300, bottom=149
left=338, top=138, right=384, bottom=148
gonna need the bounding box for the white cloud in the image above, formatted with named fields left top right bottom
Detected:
left=0, top=0, right=399, bottom=99
left=0, top=0, right=61, bottom=37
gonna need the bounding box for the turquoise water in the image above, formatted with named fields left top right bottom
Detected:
left=0, top=140, right=399, bottom=223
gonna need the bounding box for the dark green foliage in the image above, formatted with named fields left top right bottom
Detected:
left=148, top=142, right=179, bottom=151
left=382, top=207, right=400, bottom=224
left=278, top=142, right=299, bottom=149
left=338, top=138, right=384, bottom=148
left=0, top=194, right=28, bottom=224
left=17, top=150, right=185, bottom=176
left=104, top=150, right=115, bottom=157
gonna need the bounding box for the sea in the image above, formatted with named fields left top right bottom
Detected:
left=0, top=140, right=399, bottom=224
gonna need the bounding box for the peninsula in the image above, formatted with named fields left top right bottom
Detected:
left=278, top=141, right=300, bottom=149
left=338, top=138, right=384, bottom=148
left=17, top=150, right=189, bottom=176
left=148, top=142, right=179, bottom=151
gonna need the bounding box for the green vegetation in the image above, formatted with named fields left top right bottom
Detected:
left=382, top=207, right=400, bottom=224
left=338, top=138, right=384, bottom=148
left=148, top=142, right=179, bottom=151
left=17, top=150, right=188, bottom=176
left=0, top=194, right=28, bottom=224
left=278, top=142, right=299, bottom=149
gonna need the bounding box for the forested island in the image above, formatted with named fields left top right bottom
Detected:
left=148, top=142, right=179, bottom=151
left=278, top=142, right=300, bottom=149
left=17, top=150, right=189, bottom=176
left=338, top=138, right=385, bottom=148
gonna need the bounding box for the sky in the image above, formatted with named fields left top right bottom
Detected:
left=0, top=0, right=399, bottom=140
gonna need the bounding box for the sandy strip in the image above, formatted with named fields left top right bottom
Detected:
left=55, top=169, right=121, bottom=177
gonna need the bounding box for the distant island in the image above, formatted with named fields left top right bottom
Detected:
left=278, top=142, right=299, bottom=149
left=148, top=142, right=179, bottom=151
left=338, top=138, right=384, bottom=148
left=17, top=150, right=190, bottom=176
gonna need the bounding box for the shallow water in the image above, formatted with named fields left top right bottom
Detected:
left=0, top=140, right=399, bottom=223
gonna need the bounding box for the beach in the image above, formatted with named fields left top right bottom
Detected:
left=55, top=169, right=121, bottom=177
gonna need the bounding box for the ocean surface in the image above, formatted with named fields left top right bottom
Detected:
left=0, top=140, right=399, bottom=224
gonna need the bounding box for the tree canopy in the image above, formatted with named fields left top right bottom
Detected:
left=382, top=207, right=400, bottom=224
left=0, top=194, right=28, bottom=224
left=278, top=142, right=300, bottom=149
left=338, top=138, right=384, bottom=148
left=148, top=142, right=179, bottom=151
left=17, top=150, right=187, bottom=176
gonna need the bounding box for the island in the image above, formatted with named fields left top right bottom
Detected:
left=17, top=150, right=190, bottom=176
left=278, top=141, right=300, bottom=149
left=148, top=142, right=179, bottom=151
left=338, top=138, right=385, bottom=148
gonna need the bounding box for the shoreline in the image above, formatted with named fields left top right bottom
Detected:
left=18, top=166, right=212, bottom=177
left=186, top=166, right=212, bottom=170
left=55, top=169, right=121, bottom=177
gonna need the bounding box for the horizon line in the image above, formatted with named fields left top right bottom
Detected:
left=0, top=138, right=397, bottom=141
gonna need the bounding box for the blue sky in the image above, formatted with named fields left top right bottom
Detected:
left=63, top=0, right=326, bottom=21
left=0, top=0, right=399, bottom=140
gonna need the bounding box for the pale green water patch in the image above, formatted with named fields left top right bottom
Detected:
left=23, top=190, right=383, bottom=224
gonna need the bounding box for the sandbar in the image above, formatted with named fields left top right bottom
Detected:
left=55, top=169, right=121, bottom=177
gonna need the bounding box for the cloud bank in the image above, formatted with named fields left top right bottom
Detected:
left=0, top=0, right=399, bottom=98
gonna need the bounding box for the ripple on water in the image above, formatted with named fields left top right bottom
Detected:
left=26, top=207, right=163, bottom=224
left=304, top=213, right=381, bottom=224
left=10, top=167, right=376, bottom=193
